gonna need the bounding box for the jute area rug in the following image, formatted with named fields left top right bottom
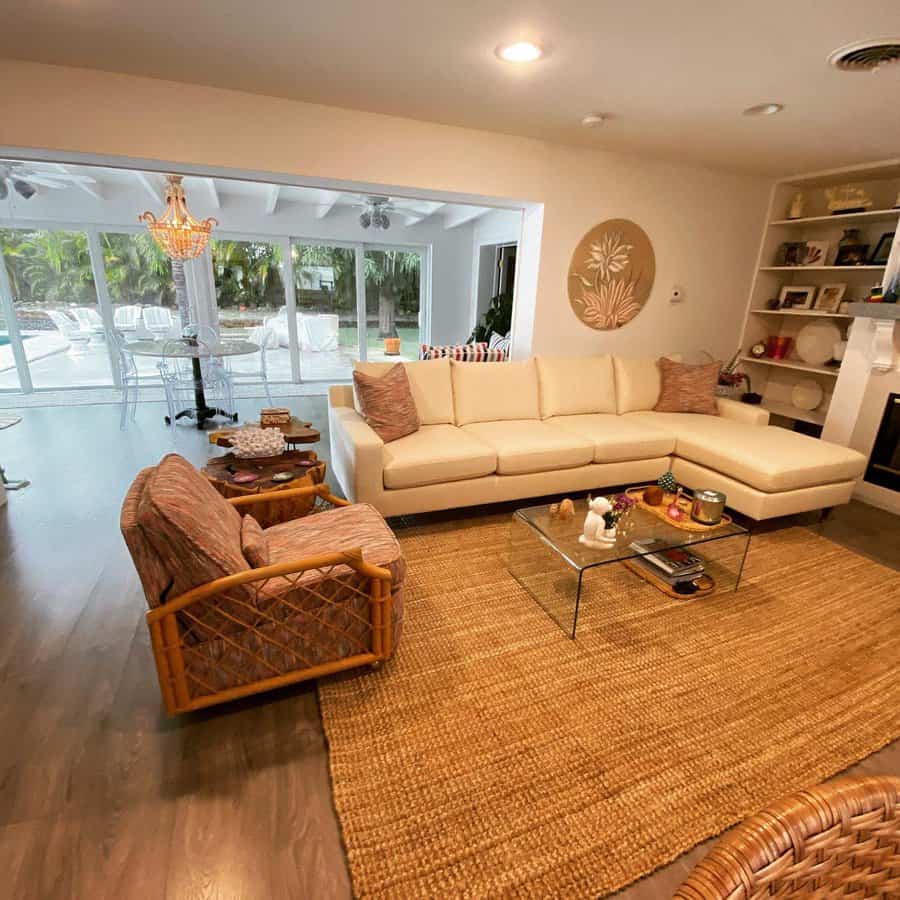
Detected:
left=318, top=521, right=900, bottom=899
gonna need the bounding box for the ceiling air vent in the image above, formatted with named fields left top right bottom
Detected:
left=828, top=39, right=900, bottom=72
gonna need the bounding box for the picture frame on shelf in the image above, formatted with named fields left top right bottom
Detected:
left=813, top=283, right=847, bottom=313
left=869, top=232, right=895, bottom=265
left=778, top=285, right=816, bottom=310
left=834, top=243, right=870, bottom=266
left=775, top=241, right=806, bottom=267
left=801, top=241, right=831, bottom=267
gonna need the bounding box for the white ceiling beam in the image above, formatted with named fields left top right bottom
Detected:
left=135, top=172, right=164, bottom=206
left=404, top=201, right=445, bottom=225
left=264, top=184, right=280, bottom=215
left=315, top=190, right=341, bottom=219
left=442, top=205, right=490, bottom=230
left=203, top=177, right=220, bottom=209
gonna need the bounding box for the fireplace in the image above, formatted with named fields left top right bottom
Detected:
left=864, top=392, right=900, bottom=493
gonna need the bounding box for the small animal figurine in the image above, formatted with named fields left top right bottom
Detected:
left=558, top=498, right=576, bottom=520
left=579, top=496, right=615, bottom=549
left=549, top=503, right=560, bottom=519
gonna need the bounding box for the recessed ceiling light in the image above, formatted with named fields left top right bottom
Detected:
left=581, top=113, right=608, bottom=128
left=495, top=41, right=544, bottom=63
left=743, top=103, right=784, bottom=116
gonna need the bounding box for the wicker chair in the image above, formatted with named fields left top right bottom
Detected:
left=121, top=453, right=404, bottom=715
left=675, top=775, right=900, bottom=899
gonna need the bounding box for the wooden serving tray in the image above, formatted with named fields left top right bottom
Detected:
left=625, top=486, right=733, bottom=533
left=622, top=558, right=716, bottom=600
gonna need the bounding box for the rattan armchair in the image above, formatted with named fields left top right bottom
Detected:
left=122, top=454, right=404, bottom=716
left=675, top=775, right=900, bottom=899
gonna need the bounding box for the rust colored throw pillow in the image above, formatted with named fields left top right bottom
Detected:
left=352, top=363, right=420, bottom=442
left=240, top=514, right=270, bottom=568
left=654, top=357, right=720, bottom=415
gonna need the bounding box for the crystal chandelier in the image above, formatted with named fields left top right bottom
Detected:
left=139, top=174, right=217, bottom=259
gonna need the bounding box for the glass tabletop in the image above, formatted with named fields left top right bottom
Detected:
left=126, top=338, right=260, bottom=358
left=514, top=497, right=748, bottom=572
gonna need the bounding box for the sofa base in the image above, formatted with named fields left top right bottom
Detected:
left=671, top=458, right=857, bottom=521
left=358, top=458, right=672, bottom=518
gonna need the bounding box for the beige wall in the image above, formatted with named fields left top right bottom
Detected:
left=0, top=60, right=770, bottom=360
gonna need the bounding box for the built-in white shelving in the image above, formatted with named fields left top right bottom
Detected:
left=769, top=209, right=900, bottom=228
left=750, top=309, right=851, bottom=318
left=762, top=400, right=827, bottom=426
left=738, top=159, right=900, bottom=435
left=759, top=265, right=886, bottom=272
left=740, top=356, right=839, bottom=377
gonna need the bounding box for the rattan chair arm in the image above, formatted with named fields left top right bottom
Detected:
left=147, top=549, right=392, bottom=621
left=226, top=482, right=349, bottom=510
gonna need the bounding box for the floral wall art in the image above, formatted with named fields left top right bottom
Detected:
left=568, top=219, right=656, bottom=330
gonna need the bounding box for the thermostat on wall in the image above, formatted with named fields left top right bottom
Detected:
left=669, top=286, right=684, bottom=303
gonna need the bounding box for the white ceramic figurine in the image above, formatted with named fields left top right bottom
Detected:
left=579, top=496, right=616, bottom=549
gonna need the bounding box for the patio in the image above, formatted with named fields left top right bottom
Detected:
left=0, top=324, right=422, bottom=396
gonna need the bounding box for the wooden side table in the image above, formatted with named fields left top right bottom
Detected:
left=202, top=450, right=327, bottom=527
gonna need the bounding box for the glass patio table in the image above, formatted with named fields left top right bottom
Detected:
left=507, top=496, right=750, bottom=639
left=127, top=337, right=259, bottom=429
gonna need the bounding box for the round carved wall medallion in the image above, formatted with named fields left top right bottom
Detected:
left=568, top=218, right=656, bottom=330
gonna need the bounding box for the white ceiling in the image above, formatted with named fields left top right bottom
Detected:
left=0, top=161, right=496, bottom=228
left=1, top=1, right=899, bottom=175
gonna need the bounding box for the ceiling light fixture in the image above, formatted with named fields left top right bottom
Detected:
left=581, top=113, right=608, bottom=128
left=743, top=103, right=784, bottom=116
left=495, top=41, right=544, bottom=63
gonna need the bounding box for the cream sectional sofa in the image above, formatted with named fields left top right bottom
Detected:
left=328, top=355, right=866, bottom=520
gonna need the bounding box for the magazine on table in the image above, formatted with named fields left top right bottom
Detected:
left=629, top=538, right=705, bottom=577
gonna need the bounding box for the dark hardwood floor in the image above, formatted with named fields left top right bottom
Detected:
left=0, top=397, right=896, bottom=899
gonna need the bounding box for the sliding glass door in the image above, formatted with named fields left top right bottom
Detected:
left=0, top=227, right=114, bottom=390
left=363, top=246, right=424, bottom=360
left=291, top=241, right=359, bottom=381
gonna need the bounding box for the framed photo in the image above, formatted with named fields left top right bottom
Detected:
left=778, top=285, right=816, bottom=309
left=814, top=283, right=847, bottom=312
left=869, top=232, right=895, bottom=265
left=801, top=241, right=830, bottom=267
left=775, top=241, right=806, bottom=266
left=834, top=243, right=870, bottom=266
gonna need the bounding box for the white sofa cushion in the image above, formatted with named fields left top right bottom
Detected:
left=535, top=355, right=616, bottom=418
left=545, top=414, right=675, bottom=462
left=383, top=424, right=496, bottom=489
left=628, top=412, right=866, bottom=492
left=353, top=358, right=454, bottom=426
left=462, top=420, right=593, bottom=475
left=451, top=359, right=540, bottom=426
left=613, top=356, right=661, bottom=414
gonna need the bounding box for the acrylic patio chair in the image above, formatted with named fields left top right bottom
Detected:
left=225, top=324, right=274, bottom=404
left=108, top=328, right=162, bottom=428
left=675, top=775, right=900, bottom=899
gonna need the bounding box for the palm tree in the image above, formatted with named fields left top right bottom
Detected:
left=0, top=228, right=95, bottom=303
left=101, top=232, right=174, bottom=306
left=365, top=250, right=420, bottom=337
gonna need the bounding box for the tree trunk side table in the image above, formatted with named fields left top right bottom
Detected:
left=202, top=450, right=327, bottom=527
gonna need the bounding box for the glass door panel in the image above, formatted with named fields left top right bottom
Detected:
left=364, top=248, right=422, bottom=361
left=101, top=231, right=176, bottom=376
left=0, top=227, right=113, bottom=389
left=211, top=238, right=289, bottom=381
left=292, top=242, right=358, bottom=381
left=0, top=297, right=23, bottom=391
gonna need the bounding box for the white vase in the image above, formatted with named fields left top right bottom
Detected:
left=600, top=525, right=617, bottom=545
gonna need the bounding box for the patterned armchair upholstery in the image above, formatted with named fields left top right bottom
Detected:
left=121, top=453, right=404, bottom=715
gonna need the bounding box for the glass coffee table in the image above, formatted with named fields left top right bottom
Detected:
left=507, top=497, right=750, bottom=638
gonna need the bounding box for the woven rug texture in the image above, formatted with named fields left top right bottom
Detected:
left=318, top=521, right=900, bottom=899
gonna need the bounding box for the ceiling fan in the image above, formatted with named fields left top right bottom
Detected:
left=349, top=195, right=396, bottom=230
left=0, top=161, right=98, bottom=200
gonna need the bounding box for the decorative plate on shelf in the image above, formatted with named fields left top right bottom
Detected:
left=795, top=320, right=841, bottom=366
left=791, top=379, right=824, bottom=411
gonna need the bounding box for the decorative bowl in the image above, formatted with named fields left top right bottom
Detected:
left=230, top=426, right=285, bottom=459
